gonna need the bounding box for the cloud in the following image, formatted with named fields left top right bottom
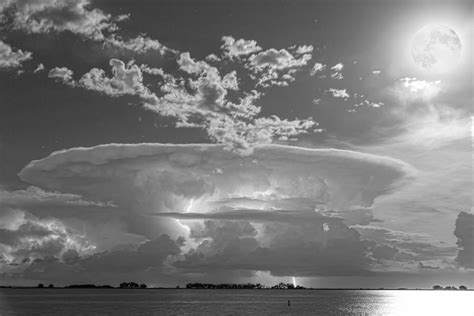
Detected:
left=363, top=77, right=471, bottom=241
left=48, top=67, right=74, bottom=85
left=153, top=208, right=343, bottom=225
left=0, top=199, right=152, bottom=281
left=454, top=212, right=474, bottom=268
left=247, top=48, right=312, bottom=88
left=330, top=63, right=344, bottom=79
left=139, top=65, right=169, bottom=78
left=354, top=225, right=458, bottom=268
left=17, top=143, right=413, bottom=241
left=418, top=262, right=439, bottom=270
left=0, top=40, right=32, bottom=69
left=0, top=209, right=95, bottom=265
left=310, top=62, right=326, bottom=76
left=353, top=99, right=384, bottom=109
left=205, top=53, right=221, bottom=63
left=3, top=233, right=183, bottom=285
left=294, top=45, right=313, bottom=55
left=104, top=35, right=170, bottom=55
left=0, top=143, right=417, bottom=281
left=205, top=115, right=316, bottom=153
left=175, top=216, right=369, bottom=277
left=34, top=20, right=317, bottom=152
left=178, top=52, right=212, bottom=74
left=77, top=234, right=183, bottom=274
left=248, top=48, right=311, bottom=71
left=221, top=36, right=262, bottom=59
left=328, top=88, right=349, bottom=99
left=331, top=63, right=344, bottom=71
left=1, top=0, right=116, bottom=41
left=0, top=185, right=145, bottom=262
left=372, top=244, right=400, bottom=260
left=33, top=63, right=45, bottom=73
left=19, top=143, right=413, bottom=205
left=368, top=132, right=471, bottom=245
left=312, top=98, right=321, bottom=105
left=52, top=53, right=315, bottom=152
left=323, top=206, right=379, bottom=226
left=0, top=186, right=115, bottom=209
left=397, top=78, right=442, bottom=101
left=0, top=185, right=182, bottom=285
left=45, top=48, right=316, bottom=152
left=0, top=0, right=170, bottom=55
left=175, top=52, right=240, bottom=109
left=373, top=76, right=470, bottom=151
left=78, top=59, right=148, bottom=97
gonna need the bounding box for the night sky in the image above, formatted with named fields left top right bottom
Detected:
left=0, top=0, right=472, bottom=288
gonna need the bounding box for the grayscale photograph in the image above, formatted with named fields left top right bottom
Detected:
left=0, top=0, right=472, bottom=315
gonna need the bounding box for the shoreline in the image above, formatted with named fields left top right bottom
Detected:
left=1, top=287, right=472, bottom=291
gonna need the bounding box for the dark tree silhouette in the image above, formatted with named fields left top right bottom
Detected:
left=65, top=284, right=113, bottom=288
left=185, top=282, right=304, bottom=289
left=120, top=282, right=141, bottom=289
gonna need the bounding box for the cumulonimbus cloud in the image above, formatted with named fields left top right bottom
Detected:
left=9, top=143, right=416, bottom=279
left=19, top=143, right=414, bottom=212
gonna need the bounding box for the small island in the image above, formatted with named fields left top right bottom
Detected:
left=185, top=282, right=306, bottom=289
left=63, top=282, right=147, bottom=289
left=432, top=285, right=468, bottom=291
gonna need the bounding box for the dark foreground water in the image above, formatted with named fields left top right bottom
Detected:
left=0, top=289, right=472, bottom=315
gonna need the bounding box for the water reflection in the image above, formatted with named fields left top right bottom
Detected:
left=383, top=290, right=473, bottom=316
left=0, top=289, right=472, bottom=315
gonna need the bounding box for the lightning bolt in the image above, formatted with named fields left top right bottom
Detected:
left=177, top=199, right=194, bottom=231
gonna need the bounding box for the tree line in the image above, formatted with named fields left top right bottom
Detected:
left=432, top=285, right=468, bottom=290
left=185, top=282, right=306, bottom=289
left=35, top=282, right=148, bottom=289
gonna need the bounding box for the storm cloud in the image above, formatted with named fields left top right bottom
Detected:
left=0, top=143, right=415, bottom=281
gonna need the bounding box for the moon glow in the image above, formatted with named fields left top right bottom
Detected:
left=411, top=24, right=462, bottom=73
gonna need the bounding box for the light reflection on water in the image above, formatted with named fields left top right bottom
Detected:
left=0, top=289, right=472, bottom=315
left=383, top=290, right=473, bottom=316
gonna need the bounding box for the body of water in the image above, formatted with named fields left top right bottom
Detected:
left=0, top=289, right=472, bottom=315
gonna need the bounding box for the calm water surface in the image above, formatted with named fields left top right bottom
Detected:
left=0, top=289, right=472, bottom=315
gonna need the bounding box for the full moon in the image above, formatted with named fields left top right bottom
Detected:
left=411, top=24, right=462, bottom=73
